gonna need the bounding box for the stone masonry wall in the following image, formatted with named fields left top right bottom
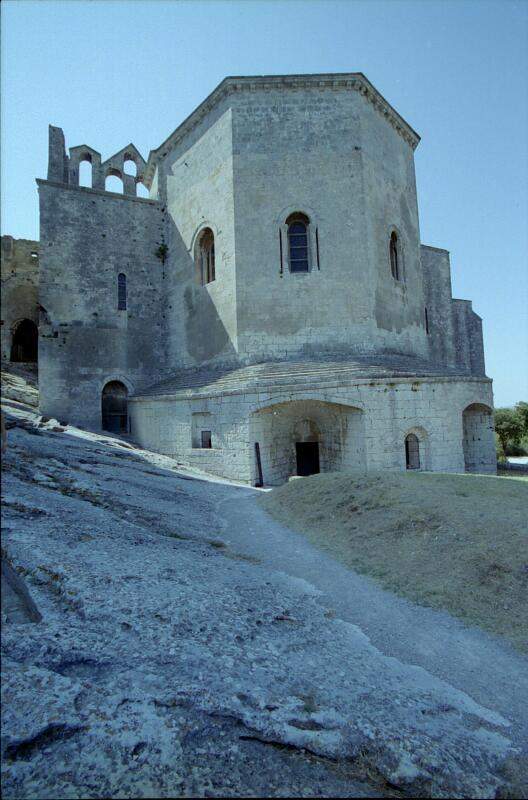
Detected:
left=129, top=376, right=495, bottom=484
left=422, top=246, right=486, bottom=376
left=162, top=105, right=238, bottom=370
left=231, top=85, right=429, bottom=365
left=37, top=179, right=167, bottom=429
left=1, top=237, right=39, bottom=363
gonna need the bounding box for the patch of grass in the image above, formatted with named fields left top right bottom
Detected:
left=259, top=472, right=528, bottom=652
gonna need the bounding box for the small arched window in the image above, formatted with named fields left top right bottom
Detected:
left=197, top=228, right=215, bottom=285
left=287, top=213, right=310, bottom=273
left=389, top=231, right=400, bottom=281
left=117, top=273, right=127, bottom=310
left=405, top=433, right=420, bottom=470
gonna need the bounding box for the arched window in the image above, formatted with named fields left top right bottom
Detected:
left=389, top=231, right=400, bottom=281
left=405, top=433, right=420, bottom=470
left=196, top=228, right=215, bottom=285
left=101, top=381, right=128, bottom=433
left=286, top=213, right=310, bottom=273
left=10, top=319, right=38, bottom=363
left=117, top=273, right=127, bottom=310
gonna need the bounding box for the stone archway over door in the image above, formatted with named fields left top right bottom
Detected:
left=10, top=319, right=38, bottom=363
left=249, top=399, right=365, bottom=486
left=101, top=381, right=128, bottom=433
left=462, top=403, right=496, bottom=473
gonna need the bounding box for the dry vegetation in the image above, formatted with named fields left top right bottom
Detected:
left=259, top=471, right=528, bottom=652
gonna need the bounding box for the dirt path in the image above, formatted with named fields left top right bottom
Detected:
left=215, top=488, right=528, bottom=752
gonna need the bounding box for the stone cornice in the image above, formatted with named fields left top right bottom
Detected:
left=143, top=73, right=421, bottom=187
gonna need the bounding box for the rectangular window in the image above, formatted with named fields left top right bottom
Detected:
left=201, top=430, right=212, bottom=449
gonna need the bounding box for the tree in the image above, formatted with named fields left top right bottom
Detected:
left=515, top=401, right=528, bottom=436
left=494, top=408, right=524, bottom=454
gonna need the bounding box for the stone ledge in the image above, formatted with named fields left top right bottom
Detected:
left=36, top=179, right=160, bottom=206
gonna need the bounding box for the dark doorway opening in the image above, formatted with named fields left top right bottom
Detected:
left=405, top=433, right=420, bottom=470
left=10, top=319, right=38, bottom=363
left=296, top=441, right=320, bottom=477
left=101, top=381, right=128, bottom=433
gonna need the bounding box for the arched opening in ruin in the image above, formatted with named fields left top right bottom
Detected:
left=105, top=170, right=123, bottom=193
left=136, top=181, right=149, bottom=199
left=123, top=158, right=137, bottom=177
left=249, top=399, right=365, bottom=486
left=462, top=403, right=496, bottom=473
left=79, top=156, right=93, bottom=188
left=101, top=381, right=128, bottom=433
left=10, top=319, right=38, bottom=363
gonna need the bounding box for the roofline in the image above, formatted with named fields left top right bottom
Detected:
left=143, top=72, right=420, bottom=187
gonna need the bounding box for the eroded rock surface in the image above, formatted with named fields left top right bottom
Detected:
left=0, top=395, right=524, bottom=798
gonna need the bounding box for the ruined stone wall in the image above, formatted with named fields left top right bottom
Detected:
left=37, top=178, right=167, bottom=429
left=1, top=237, right=39, bottom=363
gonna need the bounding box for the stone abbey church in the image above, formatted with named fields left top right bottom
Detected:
left=1, top=73, right=496, bottom=484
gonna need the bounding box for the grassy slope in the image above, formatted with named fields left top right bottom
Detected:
left=259, top=472, right=528, bottom=652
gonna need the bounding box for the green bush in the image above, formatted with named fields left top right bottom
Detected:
left=505, top=442, right=528, bottom=457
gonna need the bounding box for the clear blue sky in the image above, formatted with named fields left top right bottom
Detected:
left=2, top=0, right=527, bottom=406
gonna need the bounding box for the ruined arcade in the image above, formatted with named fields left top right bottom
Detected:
left=24, top=73, right=496, bottom=483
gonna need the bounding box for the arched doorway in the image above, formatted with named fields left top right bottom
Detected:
left=462, top=403, right=495, bottom=473
left=249, top=400, right=365, bottom=485
left=405, top=433, right=420, bottom=470
left=10, top=319, right=38, bottom=363
left=101, top=381, right=128, bottom=433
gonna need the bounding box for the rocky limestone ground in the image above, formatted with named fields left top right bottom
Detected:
left=1, top=379, right=526, bottom=798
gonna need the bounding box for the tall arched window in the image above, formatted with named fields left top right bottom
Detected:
left=117, top=273, right=127, bottom=310
left=405, top=433, right=420, bottom=470
left=101, top=381, right=128, bottom=433
left=196, top=228, right=215, bottom=285
left=286, top=213, right=310, bottom=273
left=389, top=231, right=400, bottom=281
